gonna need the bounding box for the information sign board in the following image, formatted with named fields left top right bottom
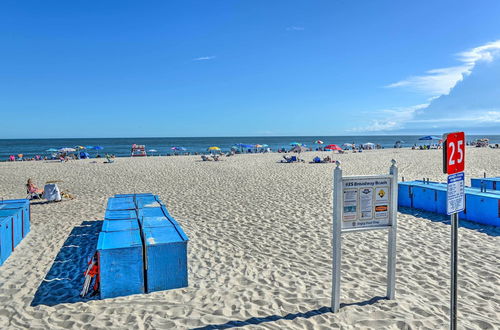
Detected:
left=447, top=172, right=465, bottom=215
left=341, top=176, right=392, bottom=230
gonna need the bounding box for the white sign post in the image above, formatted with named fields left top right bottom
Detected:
left=331, top=160, right=398, bottom=312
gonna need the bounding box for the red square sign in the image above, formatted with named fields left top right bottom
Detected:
left=443, top=132, right=465, bottom=174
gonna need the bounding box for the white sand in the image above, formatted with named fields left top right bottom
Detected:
left=0, top=148, right=498, bottom=329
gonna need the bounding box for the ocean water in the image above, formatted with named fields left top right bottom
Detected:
left=1, top=135, right=499, bottom=160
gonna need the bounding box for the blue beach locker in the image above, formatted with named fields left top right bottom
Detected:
left=104, top=209, right=137, bottom=220
left=0, top=210, right=21, bottom=248
left=142, top=217, right=173, bottom=229
left=463, top=192, right=500, bottom=226
left=0, top=200, right=30, bottom=237
left=102, top=219, right=140, bottom=232
left=142, top=225, right=189, bottom=292
left=412, top=186, right=437, bottom=213
left=471, top=177, right=500, bottom=191
left=136, top=195, right=162, bottom=208
left=0, top=216, right=13, bottom=265
left=97, top=230, right=145, bottom=299
left=398, top=182, right=413, bottom=208
left=114, top=193, right=153, bottom=198
left=106, top=197, right=136, bottom=211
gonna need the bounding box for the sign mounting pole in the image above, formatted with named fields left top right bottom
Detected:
left=443, top=131, right=465, bottom=330
left=331, top=161, right=342, bottom=313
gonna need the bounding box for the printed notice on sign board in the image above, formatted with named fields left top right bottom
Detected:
left=343, top=189, right=358, bottom=221
left=341, top=177, right=392, bottom=229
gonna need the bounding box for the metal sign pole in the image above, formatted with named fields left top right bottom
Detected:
left=331, top=161, right=342, bottom=313
left=450, top=212, right=458, bottom=330
left=387, top=159, right=398, bottom=299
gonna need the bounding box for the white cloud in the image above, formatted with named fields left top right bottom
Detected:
left=350, top=104, right=428, bottom=132
left=386, top=40, right=500, bottom=96
left=286, top=26, right=304, bottom=31
left=193, top=56, right=215, bottom=61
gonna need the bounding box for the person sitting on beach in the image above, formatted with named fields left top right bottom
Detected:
left=26, top=178, right=44, bottom=195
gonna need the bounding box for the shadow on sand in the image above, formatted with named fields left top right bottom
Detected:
left=191, top=296, right=387, bottom=330
left=31, top=220, right=102, bottom=306
left=398, top=207, right=499, bottom=237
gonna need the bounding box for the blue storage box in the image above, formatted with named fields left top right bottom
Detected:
left=136, top=195, right=162, bottom=209
left=462, top=191, right=500, bottom=226
left=0, top=210, right=22, bottom=248
left=104, top=210, right=137, bottom=220
left=142, top=217, right=173, bottom=228
left=398, top=182, right=413, bottom=208
left=142, top=225, right=188, bottom=293
left=0, top=200, right=30, bottom=237
left=102, top=219, right=140, bottom=232
left=115, top=193, right=154, bottom=198
left=471, top=177, right=500, bottom=191
left=412, top=186, right=438, bottom=213
left=106, top=197, right=136, bottom=211
left=0, top=216, right=13, bottom=265
left=97, top=230, right=145, bottom=299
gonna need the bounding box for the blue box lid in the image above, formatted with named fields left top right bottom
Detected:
left=0, top=209, right=19, bottom=217
left=142, top=225, right=188, bottom=246
left=114, top=193, right=153, bottom=198
left=97, top=230, right=142, bottom=250
left=136, top=195, right=162, bottom=208
left=104, top=209, right=137, bottom=220
left=142, top=217, right=173, bottom=228
left=0, top=199, right=29, bottom=204
left=138, top=207, right=166, bottom=218
left=107, top=197, right=136, bottom=211
left=102, top=219, right=139, bottom=232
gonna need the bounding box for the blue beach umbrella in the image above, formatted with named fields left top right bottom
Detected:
left=93, top=146, right=104, bottom=156
left=418, top=136, right=441, bottom=141
left=290, top=142, right=301, bottom=146
left=85, top=145, right=94, bottom=149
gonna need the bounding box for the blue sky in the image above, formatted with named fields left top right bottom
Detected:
left=1, top=0, right=500, bottom=138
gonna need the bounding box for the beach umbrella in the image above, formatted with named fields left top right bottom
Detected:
left=171, top=147, right=186, bottom=151
left=290, top=142, right=301, bottom=146
left=362, top=142, right=375, bottom=149
left=75, top=146, right=86, bottom=150
left=325, top=144, right=342, bottom=151
left=93, top=146, right=104, bottom=156
left=58, top=147, right=76, bottom=153
left=46, top=148, right=58, bottom=152
left=418, top=136, right=441, bottom=141
left=290, top=145, right=308, bottom=153
left=207, top=146, right=220, bottom=153
left=314, top=140, right=324, bottom=144
left=254, top=144, right=263, bottom=148
left=261, top=144, right=269, bottom=147
left=85, top=145, right=94, bottom=149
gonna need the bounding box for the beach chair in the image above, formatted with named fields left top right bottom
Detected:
left=104, top=155, right=114, bottom=163
left=26, top=188, right=43, bottom=200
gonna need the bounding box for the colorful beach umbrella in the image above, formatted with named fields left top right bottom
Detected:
left=314, top=140, right=324, bottom=144
left=171, top=147, right=187, bottom=151
left=325, top=144, right=342, bottom=151
left=58, top=147, right=76, bottom=153
left=254, top=144, right=263, bottom=148
left=208, top=146, right=220, bottom=151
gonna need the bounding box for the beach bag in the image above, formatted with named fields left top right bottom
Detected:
left=43, top=184, right=62, bottom=202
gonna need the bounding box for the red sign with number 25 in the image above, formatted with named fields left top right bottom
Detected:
left=443, top=132, right=465, bottom=174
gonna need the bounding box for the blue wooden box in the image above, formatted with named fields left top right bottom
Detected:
left=104, top=209, right=137, bottom=221
left=0, top=199, right=30, bottom=237
left=0, top=210, right=22, bottom=248
left=136, top=195, right=162, bottom=209
left=142, top=225, right=188, bottom=293
left=102, top=219, right=140, bottom=232
left=398, top=182, right=413, bottom=208
left=462, top=191, right=500, bottom=226
left=471, top=177, right=500, bottom=191
left=97, top=230, right=145, bottom=299
left=115, top=193, right=154, bottom=198
left=0, top=216, right=13, bottom=265
left=142, top=217, right=173, bottom=228
left=106, top=197, right=136, bottom=211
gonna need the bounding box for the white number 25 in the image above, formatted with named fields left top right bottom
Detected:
left=448, top=140, right=464, bottom=165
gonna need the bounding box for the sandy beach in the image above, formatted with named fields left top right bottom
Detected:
left=0, top=148, right=498, bottom=329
